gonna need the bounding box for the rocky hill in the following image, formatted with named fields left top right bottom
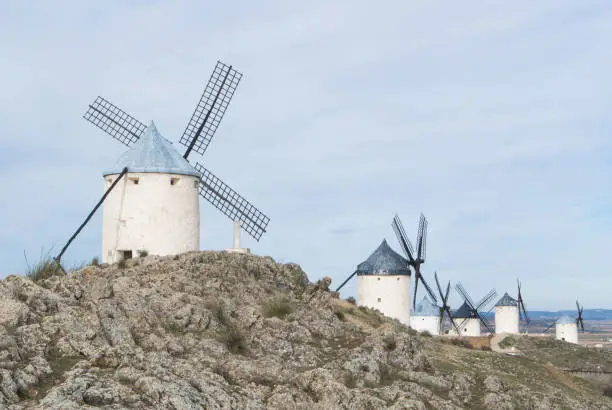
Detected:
left=0, top=251, right=610, bottom=409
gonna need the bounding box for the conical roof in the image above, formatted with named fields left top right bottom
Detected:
left=453, top=301, right=475, bottom=319
left=495, top=292, right=518, bottom=307
left=556, top=316, right=575, bottom=325
left=356, top=239, right=410, bottom=276
left=413, top=296, right=439, bottom=317
left=103, top=121, right=200, bottom=177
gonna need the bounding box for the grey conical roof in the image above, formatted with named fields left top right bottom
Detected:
left=413, top=296, right=439, bottom=317
left=453, top=301, right=476, bottom=319
left=495, top=292, right=518, bottom=307
left=103, top=121, right=200, bottom=177
left=356, top=239, right=410, bottom=276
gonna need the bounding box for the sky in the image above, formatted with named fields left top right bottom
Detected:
left=0, top=1, right=611, bottom=311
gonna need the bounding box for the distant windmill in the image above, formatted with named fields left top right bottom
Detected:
left=454, top=282, right=497, bottom=336
left=392, top=213, right=437, bottom=309
left=434, top=272, right=460, bottom=335
left=543, top=300, right=584, bottom=344
left=576, top=300, right=585, bottom=332
left=54, top=61, right=270, bottom=266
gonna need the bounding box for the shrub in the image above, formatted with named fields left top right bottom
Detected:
left=25, top=251, right=64, bottom=282
left=90, top=257, right=100, bottom=266
left=344, top=373, right=358, bottom=388
left=223, top=325, right=249, bottom=355
left=450, top=338, right=473, bottom=349
left=346, top=296, right=356, bottom=305
left=480, top=345, right=492, bottom=351
left=117, top=259, right=127, bottom=269
left=421, top=330, right=432, bottom=338
left=262, top=296, right=294, bottom=319
left=603, top=385, right=612, bottom=397
left=383, top=335, right=397, bottom=351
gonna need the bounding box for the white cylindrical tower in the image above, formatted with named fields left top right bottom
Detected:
left=101, top=122, right=200, bottom=264
left=494, top=292, right=520, bottom=334
left=410, top=296, right=441, bottom=335
left=555, top=316, right=578, bottom=344
left=356, top=239, right=411, bottom=325
left=450, top=302, right=481, bottom=336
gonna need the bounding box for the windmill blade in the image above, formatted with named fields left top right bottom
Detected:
left=335, top=271, right=358, bottom=293
left=195, top=163, right=270, bottom=241
left=434, top=272, right=444, bottom=301
left=392, top=215, right=415, bottom=262
left=455, top=282, right=476, bottom=310
left=542, top=322, right=555, bottom=333
left=416, top=213, right=428, bottom=262
left=520, top=300, right=530, bottom=324
left=83, top=96, right=147, bottom=146
left=444, top=307, right=462, bottom=334
left=475, top=289, right=497, bottom=311
left=475, top=311, right=494, bottom=334
left=417, top=274, right=438, bottom=303
left=180, top=61, right=243, bottom=159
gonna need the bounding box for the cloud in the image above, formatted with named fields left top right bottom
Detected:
left=0, top=1, right=611, bottom=309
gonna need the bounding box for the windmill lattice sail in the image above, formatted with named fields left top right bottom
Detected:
left=83, top=97, right=147, bottom=146
left=180, top=61, right=243, bottom=159
left=195, top=163, right=270, bottom=241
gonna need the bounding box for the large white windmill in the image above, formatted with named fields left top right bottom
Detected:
left=54, top=61, right=270, bottom=266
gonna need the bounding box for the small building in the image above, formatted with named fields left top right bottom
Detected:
left=494, top=292, right=519, bottom=334
left=555, top=316, right=578, bottom=344
left=450, top=302, right=481, bottom=336
left=410, top=296, right=440, bottom=335
left=356, top=239, right=411, bottom=325
left=102, top=122, right=201, bottom=263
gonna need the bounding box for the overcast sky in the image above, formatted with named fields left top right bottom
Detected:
left=1, top=1, right=611, bottom=310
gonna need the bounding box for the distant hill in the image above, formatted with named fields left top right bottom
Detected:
left=478, top=310, right=612, bottom=321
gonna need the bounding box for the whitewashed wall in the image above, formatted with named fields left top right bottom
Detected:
left=102, top=172, right=200, bottom=263
left=494, top=306, right=520, bottom=334
left=357, top=275, right=411, bottom=325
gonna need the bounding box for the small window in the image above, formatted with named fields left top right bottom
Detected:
left=397, top=277, right=400, bottom=281
left=193, top=180, right=199, bottom=188
left=170, top=177, right=180, bottom=186
left=128, top=177, right=139, bottom=185
left=377, top=297, right=381, bottom=302
left=120, top=250, right=132, bottom=260
left=377, top=277, right=381, bottom=281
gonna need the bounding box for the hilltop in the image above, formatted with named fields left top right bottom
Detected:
left=0, top=251, right=610, bottom=409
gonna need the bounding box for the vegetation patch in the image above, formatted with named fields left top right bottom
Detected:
left=222, top=325, right=249, bottom=355
left=25, top=252, right=64, bottom=282
left=262, top=296, right=294, bottom=319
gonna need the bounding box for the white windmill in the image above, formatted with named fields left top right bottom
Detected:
left=54, top=61, right=270, bottom=266
left=410, top=296, right=440, bottom=335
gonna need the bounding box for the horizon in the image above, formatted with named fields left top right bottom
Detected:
left=1, top=1, right=611, bottom=310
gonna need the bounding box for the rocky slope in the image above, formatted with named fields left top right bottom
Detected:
left=0, top=251, right=610, bottom=409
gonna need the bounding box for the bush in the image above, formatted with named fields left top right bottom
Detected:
left=223, top=325, right=249, bottom=355
left=262, top=296, right=294, bottom=319
left=25, top=251, right=64, bottom=282
left=90, top=257, right=100, bottom=266
left=344, top=373, right=358, bottom=388
left=450, top=338, right=473, bottom=349
left=480, top=345, right=492, bottom=351
left=603, top=385, right=612, bottom=397
left=117, top=259, right=127, bottom=269
left=383, top=335, right=397, bottom=351
left=346, top=296, right=356, bottom=305
left=421, top=330, right=433, bottom=338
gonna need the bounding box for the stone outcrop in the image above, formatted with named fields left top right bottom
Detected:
left=0, top=251, right=609, bottom=409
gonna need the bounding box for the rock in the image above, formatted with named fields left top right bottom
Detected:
left=0, top=251, right=607, bottom=408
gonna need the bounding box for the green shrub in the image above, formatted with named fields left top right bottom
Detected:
left=421, top=330, right=433, bottom=338
left=450, top=338, right=473, bottom=349
left=262, top=296, right=294, bottom=319
left=117, top=259, right=127, bottom=269
left=90, top=257, right=100, bottom=266
left=346, top=296, right=356, bottom=305
left=344, top=372, right=358, bottom=388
